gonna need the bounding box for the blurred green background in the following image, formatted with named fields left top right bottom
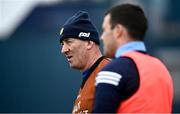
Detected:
left=0, top=0, right=180, bottom=112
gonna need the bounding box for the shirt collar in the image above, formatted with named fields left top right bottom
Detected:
left=115, top=41, right=146, bottom=58
left=82, top=68, right=90, bottom=79
left=82, top=56, right=104, bottom=79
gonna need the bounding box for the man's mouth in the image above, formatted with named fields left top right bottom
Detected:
left=66, top=55, right=73, bottom=62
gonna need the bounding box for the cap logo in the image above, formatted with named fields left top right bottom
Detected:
left=60, top=28, right=64, bottom=35
left=78, top=32, right=90, bottom=38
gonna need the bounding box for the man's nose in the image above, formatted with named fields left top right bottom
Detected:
left=100, top=34, right=104, bottom=40
left=61, top=45, right=69, bottom=54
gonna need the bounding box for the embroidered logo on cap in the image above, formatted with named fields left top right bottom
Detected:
left=60, top=28, right=64, bottom=35
left=78, top=32, right=90, bottom=38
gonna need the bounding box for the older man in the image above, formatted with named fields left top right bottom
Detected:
left=59, top=11, right=110, bottom=113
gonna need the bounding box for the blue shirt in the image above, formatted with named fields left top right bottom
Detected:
left=115, top=41, right=146, bottom=58
left=82, top=68, right=90, bottom=78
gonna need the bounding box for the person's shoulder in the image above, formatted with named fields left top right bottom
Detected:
left=96, top=57, right=137, bottom=87
left=96, top=56, right=139, bottom=87
left=101, top=56, right=136, bottom=72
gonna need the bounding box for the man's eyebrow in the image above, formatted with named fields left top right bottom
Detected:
left=63, top=38, right=71, bottom=42
left=63, top=38, right=75, bottom=43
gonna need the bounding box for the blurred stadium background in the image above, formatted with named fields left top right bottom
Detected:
left=0, top=0, right=180, bottom=113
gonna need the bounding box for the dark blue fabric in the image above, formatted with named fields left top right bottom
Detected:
left=93, top=56, right=139, bottom=113
left=82, top=68, right=90, bottom=79
left=59, top=11, right=100, bottom=45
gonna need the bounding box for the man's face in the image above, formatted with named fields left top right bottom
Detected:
left=101, top=14, right=117, bottom=58
left=61, top=38, right=88, bottom=70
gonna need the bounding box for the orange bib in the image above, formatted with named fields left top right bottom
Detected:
left=117, top=51, right=173, bottom=113
left=72, top=58, right=110, bottom=114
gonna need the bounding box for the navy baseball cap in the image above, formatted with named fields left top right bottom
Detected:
left=59, top=11, right=100, bottom=45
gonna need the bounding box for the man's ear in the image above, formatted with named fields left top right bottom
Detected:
left=113, top=24, right=123, bottom=39
left=87, top=41, right=94, bottom=49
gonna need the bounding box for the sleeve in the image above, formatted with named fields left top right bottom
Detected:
left=93, top=57, right=139, bottom=113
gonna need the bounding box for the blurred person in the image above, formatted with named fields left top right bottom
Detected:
left=59, top=11, right=110, bottom=113
left=93, top=4, right=174, bottom=113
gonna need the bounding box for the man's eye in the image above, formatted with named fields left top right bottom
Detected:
left=60, top=42, right=64, bottom=46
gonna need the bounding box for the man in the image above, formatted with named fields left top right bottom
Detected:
left=93, top=4, right=174, bottom=113
left=59, top=11, right=110, bottom=113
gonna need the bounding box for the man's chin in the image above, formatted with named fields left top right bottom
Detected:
left=69, top=63, right=74, bottom=68
left=69, top=64, right=79, bottom=70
